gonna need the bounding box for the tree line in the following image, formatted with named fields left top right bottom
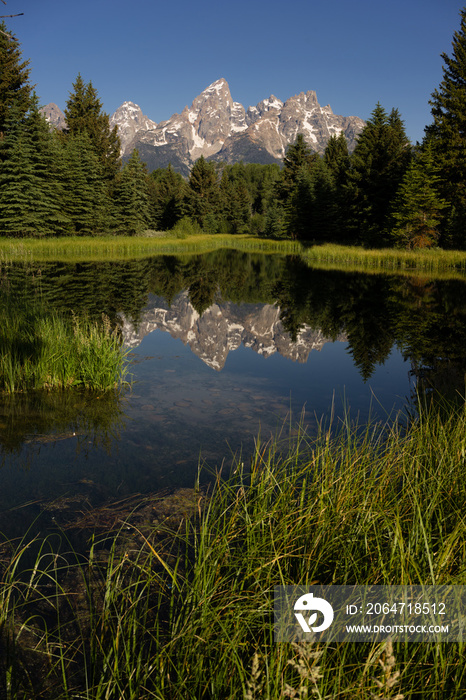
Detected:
left=1, top=7, right=466, bottom=248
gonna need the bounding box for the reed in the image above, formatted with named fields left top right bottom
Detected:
left=0, top=234, right=303, bottom=263
left=0, top=302, right=130, bottom=393
left=302, top=242, right=466, bottom=275
left=1, top=235, right=466, bottom=277
left=1, top=404, right=465, bottom=698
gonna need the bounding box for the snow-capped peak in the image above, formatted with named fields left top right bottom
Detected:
left=108, top=78, right=365, bottom=172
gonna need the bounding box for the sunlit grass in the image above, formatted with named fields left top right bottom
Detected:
left=304, top=242, right=466, bottom=276
left=1, top=405, right=465, bottom=697
left=0, top=234, right=303, bottom=262
left=1, top=235, right=466, bottom=278
left=0, top=304, right=130, bottom=393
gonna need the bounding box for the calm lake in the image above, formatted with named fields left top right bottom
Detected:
left=1, top=250, right=465, bottom=537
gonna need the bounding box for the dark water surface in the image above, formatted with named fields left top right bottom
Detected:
left=1, top=251, right=465, bottom=537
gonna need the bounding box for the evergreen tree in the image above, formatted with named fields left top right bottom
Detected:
left=389, top=143, right=448, bottom=249
left=324, top=133, right=351, bottom=239
left=0, top=99, right=70, bottom=236
left=285, top=168, right=314, bottom=239
left=426, top=7, right=466, bottom=248
left=0, top=21, right=32, bottom=139
left=285, top=158, right=338, bottom=241
left=345, top=103, right=411, bottom=246
left=264, top=200, right=286, bottom=238
left=113, top=149, right=151, bottom=235
left=308, top=158, right=338, bottom=240
left=64, top=74, right=121, bottom=181
left=61, top=131, right=111, bottom=235
left=187, top=156, right=220, bottom=230
left=219, top=172, right=251, bottom=234
left=149, top=164, right=187, bottom=230
left=324, top=132, right=350, bottom=187
left=272, top=134, right=320, bottom=238
left=276, top=133, right=318, bottom=203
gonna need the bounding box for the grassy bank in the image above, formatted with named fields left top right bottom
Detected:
left=303, top=243, right=466, bottom=276
left=0, top=234, right=302, bottom=263
left=1, top=407, right=465, bottom=698
left=1, top=235, right=466, bottom=276
left=0, top=304, right=130, bottom=393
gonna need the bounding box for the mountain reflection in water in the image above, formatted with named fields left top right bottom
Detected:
left=120, top=291, right=347, bottom=370
left=0, top=251, right=465, bottom=534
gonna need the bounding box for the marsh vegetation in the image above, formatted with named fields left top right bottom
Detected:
left=1, top=406, right=465, bottom=698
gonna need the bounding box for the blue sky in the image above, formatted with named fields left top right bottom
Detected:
left=5, top=0, right=465, bottom=144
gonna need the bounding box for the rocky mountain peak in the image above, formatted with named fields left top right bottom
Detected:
left=42, top=78, right=365, bottom=175
left=247, top=95, right=284, bottom=124
left=40, top=103, right=66, bottom=131
left=115, top=79, right=365, bottom=172
left=109, top=101, right=157, bottom=154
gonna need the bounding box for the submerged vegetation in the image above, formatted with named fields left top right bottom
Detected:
left=0, top=300, right=130, bottom=393
left=1, top=406, right=465, bottom=698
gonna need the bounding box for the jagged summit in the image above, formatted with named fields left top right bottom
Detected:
left=109, top=101, right=157, bottom=153
left=114, top=79, right=365, bottom=174
left=40, top=103, right=66, bottom=131
left=41, top=79, right=365, bottom=175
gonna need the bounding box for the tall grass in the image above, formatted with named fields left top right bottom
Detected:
left=0, top=234, right=303, bottom=263
left=1, top=235, right=466, bottom=277
left=302, top=243, right=466, bottom=276
left=1, top=406, right=465, bottom=698
left=0, top=304, right=130, bottom=393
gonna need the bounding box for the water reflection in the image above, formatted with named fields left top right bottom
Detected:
left=0, top=251, right=465, bottom=534
left=0, top=389, right=125, bottom=458
left=120, top=291, right=347, bottom=370
left=2, top=252, right=464, bottom=389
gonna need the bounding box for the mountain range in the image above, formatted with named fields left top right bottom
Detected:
left=41, top=78, right=365, bottom=176
left=120, top=292, right=347, bottom=371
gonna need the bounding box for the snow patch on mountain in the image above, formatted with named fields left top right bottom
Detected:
left=109, top=101, right=157, bottom=153
left=109, top=79, right=365, bottom=172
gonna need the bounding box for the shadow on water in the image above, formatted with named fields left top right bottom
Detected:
left=0, top=388, right=127, bottom=542
left=0, top=389, right=125, bottom=458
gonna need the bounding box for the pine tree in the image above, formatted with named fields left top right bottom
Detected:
left=264, top=200, right=286, bottom=238
left=324, top=132, right=350, bottom=187
left=276, top=133, right=318, bottom=203
left=113, top=149, right=151, bottom=235
left=219, top=172, right=251, bottom=234
left=0, top=21, right=32, bottom=139
left=272, top=134, right=320, bottom=238
left=426, top=7, right=466, bottom=248
left=0, top=99, right=70, bottom=236
left=149, top=164, right=187, bottom=230
left=324, top=133, right=351, bottom=240
left=346, top=103, right=411, bottom=246
left=187, top=156, right=220, bottom=230
left=64, top=74, right=121, bottom=181
left=61, top=131, right=111, bottom=235
left=285, top=168, right=314, bottom=239
left=389, top=143, right=448, bottom=249
left=285, top=158, right=338, bottom=241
